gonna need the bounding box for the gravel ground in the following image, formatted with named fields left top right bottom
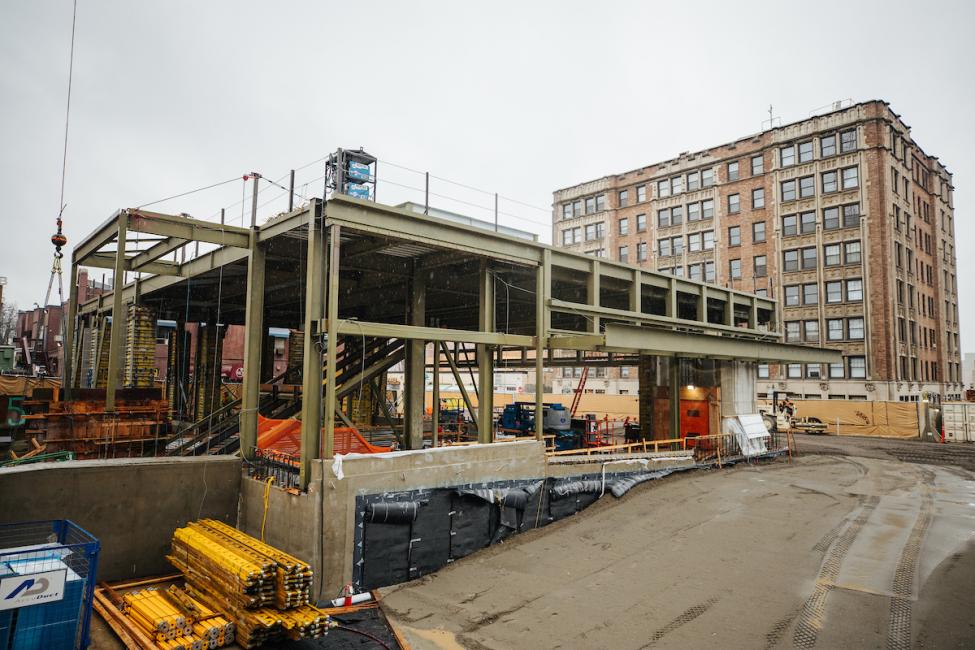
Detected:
left=379, top=438, right=975, bottom=649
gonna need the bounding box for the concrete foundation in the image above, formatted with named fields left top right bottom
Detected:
left=0, top=456, right=240, bottom=581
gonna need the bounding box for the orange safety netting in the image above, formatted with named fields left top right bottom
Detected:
left=256, top=415, right=393, bottom=456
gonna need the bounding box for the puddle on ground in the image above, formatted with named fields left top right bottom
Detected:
left=403, top=625, right=468, bottom=650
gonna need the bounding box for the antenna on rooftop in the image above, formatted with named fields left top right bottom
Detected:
left=761, top=104, right=781, bottom=131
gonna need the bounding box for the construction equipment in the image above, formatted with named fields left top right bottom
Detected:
left=759, top=390, right=827, bottom=434
left=498, top=401, right=579, bottom=450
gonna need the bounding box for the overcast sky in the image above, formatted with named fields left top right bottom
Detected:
left=1, top=0, right=973, bottom=349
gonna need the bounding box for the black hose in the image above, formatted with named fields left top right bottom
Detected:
left=332, top=625, right=392, bottom=649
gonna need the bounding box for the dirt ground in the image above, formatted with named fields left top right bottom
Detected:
left=379, top=438, right=975, bottom=649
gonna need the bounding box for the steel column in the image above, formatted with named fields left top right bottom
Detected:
left=534, top=262, right=545, bottom=441
left=477, top=260, right=494, bottom=443
left=322, top=224, right=342, bottom=459
left=299, top=203, right=324, bottom=488
left=432, top=343, right=440, bottom=447
left=404, top=263, right=426, bottom=449
left=62, top=261, right=79, bottom=398
left=239, top=228, right=265, bottom=460
left=105, top=214, right=127, bottom=411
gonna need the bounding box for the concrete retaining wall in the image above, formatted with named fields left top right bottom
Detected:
left=0, top=456, right=240, bottom=581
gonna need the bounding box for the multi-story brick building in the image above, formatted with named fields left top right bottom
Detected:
left=551, top=101, right=961, bottom=403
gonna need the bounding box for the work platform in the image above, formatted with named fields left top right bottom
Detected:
left=64, top=194, right=839, bottom=488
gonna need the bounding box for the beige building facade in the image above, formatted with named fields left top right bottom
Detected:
left=551, top=101, right=961, bottom=403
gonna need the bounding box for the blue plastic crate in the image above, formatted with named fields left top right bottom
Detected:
left=0, top=521, right=100, bottom=650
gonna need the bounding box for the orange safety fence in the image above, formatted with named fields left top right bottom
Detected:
left=256, top=415, right=394, bottom=456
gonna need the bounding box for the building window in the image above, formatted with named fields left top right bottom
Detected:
left=753, top=221, right=766, bottom=243
left=787, top=363, right=802, bottom=378
left=753, top=255, right=767, bottom=277
left=727, top=161, right=739, bottom=181
left=798, top=141, right=814, bottom=163
left=572, top=200, right=583, bottom=217
left=786, top=321, right=801, bottom=342
left=562, top=203, right=572, bottom=219
left=799, top=176, right=815, bottom=198
left=636, top=213, right=646, bottom=232
left=829, top=362, right=845, bottom=378
left=781, top=179, right=796, bottom=202
left=821, top=133, right=837, bottom=157
left=844, top=241, right=861, bottom=264
left=755, top=288, right=768, bottom=297
left=729, top=258, right=742, bottom=279
left=842, top=166, right=859, bottom=189
left=728, top=193, right=740, bottom=214
left=688, top=263, right=703, bottom=281
left=619, top=217, right=629, bottom=235
left=618, top=246, right=629, bottom=263
left=618, top=190, right=628, bottom=207
left=840, top=129, right=857, bottom=153
left=823, top=206, right=840, bottom=230
left=728, top=225, right=741, bottom=246
left=752, top=187, right=765, bottom=209
left=848, top=356, right=866, bottom=379
left=637, top=242, right=648, bottom=261
left=807, top=364, right=822, bottom=379
left=562, top=227, right=580, bottom=245
left=702, top=199, right=714, bottom=219
left=783, top=214, right=798, bottom=236
left=674, top=266, right=685, bottom=277
left=801, top=246, right=817, bottom=269
left=657, top=180, right=670, bottom=198
left=758, top=364, right=770, bottom=378
left=596, top=194, right=606, bottom=211
left=826, top=281, right=842, bottom=303
left=843, top=203, right=860, bottom=227
left=780, top=145, right=796, bottom=167
left=585, top=196, right=596, bottom=213
left=751, top=155, right=764, bottom=176
left=783, top=249, right=799, bottom=272
left=584, top=222, right=605, bottom=240
left=804, top=320, right=820, bottom=342
left=827, top=319, right=844, bottom=341
left=687, top=171, right=700, bottom=191
left=846, top=278, right=863, bottom=301
left=672, top=236, right=684, bottom=255
left=671, top=205, right=683, bottom=225
left=702, top=168, right=714, bottom=188
left=687, top=202, right=700, bottom=221
left=800, top=211, right=816, bottom=234
left=785, top=285, right=801, bottom=306
left=687, top=232, right=701, bottom=253
left=703, top=230, right=715, bottom=250
left=824, top=243, right=841, bottom=266
left=803, top=283, right=818, bottom=305
left=658, top=238, right=671, bottom=257
left=848, top=317, right=864, bottom=340
left=636, top=185, right=646, bottom=202
left=658, top=208, right=671, bottom=227
left=671, top=176, right=684, bottom=194
left=705, top=261, right=715, bottom=282
left=822, top=171, right=838, bottom=193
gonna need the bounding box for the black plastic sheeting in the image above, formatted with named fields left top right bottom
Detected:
left=353, top=469, right=689, bottom=591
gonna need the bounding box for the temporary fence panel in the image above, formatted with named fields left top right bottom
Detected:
left=789, top=400, right=919, bottom=439
left=0, top=520, right=99, bottom=650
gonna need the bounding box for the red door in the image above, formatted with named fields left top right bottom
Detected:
left=680, top=400, right=709, bottom=443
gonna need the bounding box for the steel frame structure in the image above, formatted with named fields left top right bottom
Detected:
left=67, top=195, right=840, bottom=488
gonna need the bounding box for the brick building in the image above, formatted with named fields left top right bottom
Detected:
left=551, top=101, right=960, bottom=402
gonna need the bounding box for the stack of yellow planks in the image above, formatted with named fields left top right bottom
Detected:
left=121, top=586, right=234, bottom=650
left=167, top=519, right=329, bottom=648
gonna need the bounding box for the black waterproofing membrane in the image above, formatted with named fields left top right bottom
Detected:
left=353, top=467, right=687, bottom=591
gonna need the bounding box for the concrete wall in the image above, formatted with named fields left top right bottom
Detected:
left=0, top=456, right=240, bottom=581
left=321, top=441, right=546, bottom=594
left=238, top=465, right=323, bottom=598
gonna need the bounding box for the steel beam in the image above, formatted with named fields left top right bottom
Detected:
left=332, top=319, right=533, bottom=347
left=128, top=237, right=188, bottom=272
left=74, top=210, right=123, bottom=264
left=239, top=229, right=265, bottom=460
left=127, top=210, right=251, bottom=248
left=440, top=341, right=477, bottom=426
left=83, top=252, right=181, bottom=277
